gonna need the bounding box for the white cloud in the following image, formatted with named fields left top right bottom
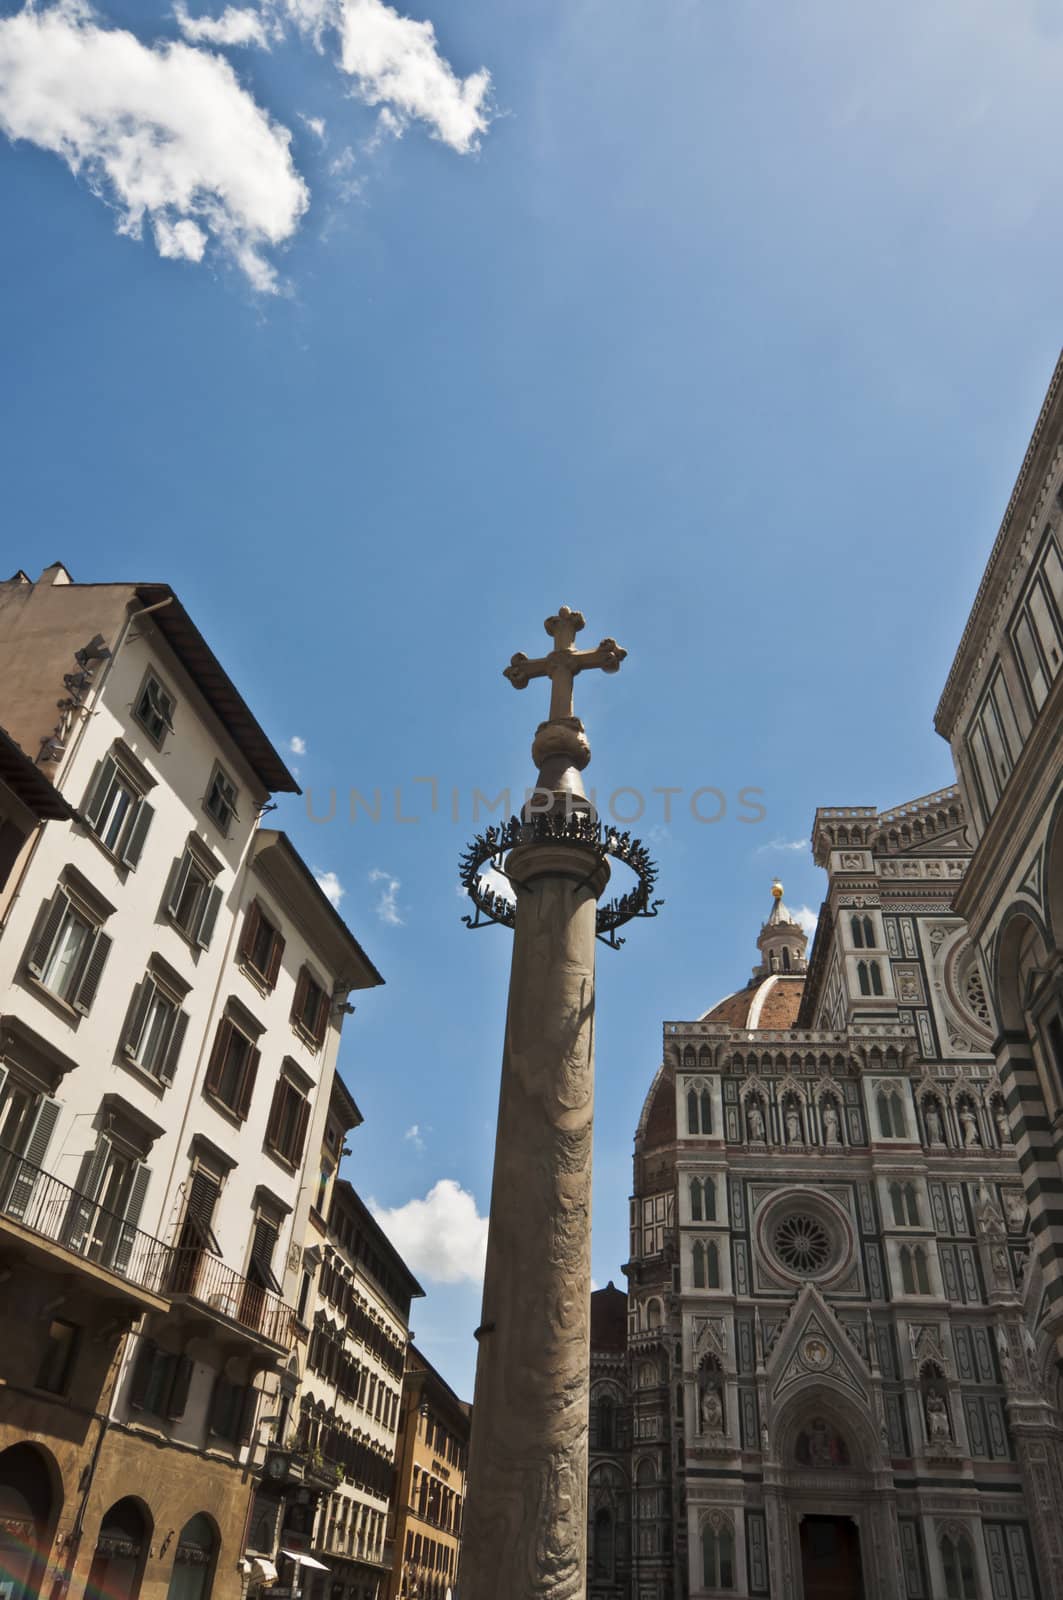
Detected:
left=0, top=0, right=308, bottom=292
left=300, top=112, right=327, bottom=142
left=314, top=868, right=345, bottom=906
left=757, top=837, right=810, bottom=854
left=369, top=866, right=403, bottom=925
left=280, top=0, right=491, bottom=154
left=404, top=1123, right=425, bottom=1151
left=328, top=143, right=363, bottom=200
left=174, top=2, right=271, bottom=48
left=793, top=905, right=819, bottom=941
left=289, top=734, right=307, bottom=755
left=370, top=1179, right=488, bottom=1284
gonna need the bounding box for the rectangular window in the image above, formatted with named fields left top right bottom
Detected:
left=163, top=845, right=223, bottom=949
left=209, top=1374, right=255, bottom=1443
left=83, top=750, right=155, bottom=869
left=35, top=1319, right=79, bottom=1395
left=204, top=763, right=239, bottom=835
left=63, top=1137, right=150, bottom=1276
left=204, top=1016, right=260, bottom=1120
left=133, top=672, right=176, bottom=747
left=27, top=887, right=112, bottom=1014
left=239, top=901, right=285, bottom=989
left=967, top=666, right=1018, bottom=818
left=292, top=967, right=330, bottom=1047
left=266, top=1071, right=311, bottom=1168
left=122, top=971, right=189, bottom=1085
left=128, top=1337, right=194, bottom=1418
left=1011, top=540, right=1063, bottom=715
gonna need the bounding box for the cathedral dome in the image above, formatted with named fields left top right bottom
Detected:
left=635, top=885, right=810, bottom=1158
left=698, top=972, right=806, bottom=1030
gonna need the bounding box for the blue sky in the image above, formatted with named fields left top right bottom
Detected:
left=2, top=0, right=1062, bottom=1397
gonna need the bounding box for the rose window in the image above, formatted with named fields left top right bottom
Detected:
left=963, top=967, right=990, bottom=1027
left=772, top=1214, right=832, bottom=1275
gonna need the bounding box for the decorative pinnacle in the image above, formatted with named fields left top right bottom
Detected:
left=771, top=879, right=784, bottom=900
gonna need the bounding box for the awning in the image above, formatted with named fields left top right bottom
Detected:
left=250, top=1559, right=278, bottom=1585
left=280, top=1550, right=330, bottom=1571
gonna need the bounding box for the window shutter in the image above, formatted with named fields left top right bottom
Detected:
left=120, top=798, right=154, bottom=870
left=204, top=1019, right=233, bottom=1095
left=236, top=1044, right=261, bottom=1121
left=291, top=1095, right=311, bottom=1168
left=265, top=929, right=286, bottom=989
left=159, top=1009, right=189, bottom=1086
left=27, top=890, right=69, bottom=978
left=73, top=929, right=111, bottom=1015
left=165, top=1354, right=195, bottom=1420
left=128, top=1337, right=157, bottom=1411
left=122, top=980, right=154, bottom=1058
left=265, top=1079, right=286, bottom=1151
left=84, top=755, right=118, bottom=830
left=238, top=901, right=261, bottom=964
left=251, top=1216, right=278, bottom=1275
left=111, top=1161, right=151, bottom=1276
left=291, top=968, right=310, bottom=1029
left=3, top=1096, right=61, bottom=1221
left=196, top=884, right=223, bottom=950
left=163, top=851, right=192, bottom=920
left=185, top=1170, right=222, bottom=1252
left=61, top=1134, right=112, bottom=1249
left=314, top=986, right=331, bottom=1046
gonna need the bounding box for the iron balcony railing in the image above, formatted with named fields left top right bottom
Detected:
left=0, top=1143, right=171, bottom=1296
left=169, top=1245, right=295, bottom=1351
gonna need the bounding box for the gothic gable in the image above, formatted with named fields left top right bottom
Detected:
left=766, top=1283, right=873, bottom=1410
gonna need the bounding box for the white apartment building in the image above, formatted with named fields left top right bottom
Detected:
left=0, top=563, right=382, bottom=1600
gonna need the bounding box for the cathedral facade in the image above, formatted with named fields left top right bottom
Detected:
left=620, top=795, right=1061, bottom=1600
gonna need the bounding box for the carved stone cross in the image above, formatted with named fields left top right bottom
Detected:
left=503, top=605, right=626, bottom=722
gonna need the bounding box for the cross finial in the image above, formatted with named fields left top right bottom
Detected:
left=503, top=607, right=627, bottom=795
left=504, top=606, right=626, bottom=722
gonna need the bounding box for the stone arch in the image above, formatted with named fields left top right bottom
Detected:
left=0, top=1440, right=63, bottom=1600
left=87, top=1494, right=153, bottom=1600
left=773, top=1381, right=882, bottom=1473
left=994, top=902, right=1052, bottom=1031
left=165, top=1512, right=219, bottom=1600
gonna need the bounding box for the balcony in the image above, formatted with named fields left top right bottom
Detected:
left=262, top=1445, right=339, bottom=1491
left=0, top=1144, right=171, bottom=1310
left=168, top=1246, right=295, bottom=1353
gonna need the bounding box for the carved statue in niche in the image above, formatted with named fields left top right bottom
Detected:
left=924, top=1100, right=945, bottom=1146
left=796, top=1418, right=849, bottom=1467
left=995, top=1103, right=1012, bottom=1146
left=959, top=1104, right=980, bottom=1147
left=822, top=1100, right=841, bottom=1146
left=785, top=1103, right=802, bottom=1144
left=747, top=1099, right=766, bottom=1143
left=925, top=1388, right=951, bottom=1444
left=1004, top=1190, right=1027, bottom=1231
left=700, top=1386, right=724, bottom=1434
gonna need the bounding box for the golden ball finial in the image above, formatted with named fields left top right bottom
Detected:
left=771, top=880, right=784, bottom=899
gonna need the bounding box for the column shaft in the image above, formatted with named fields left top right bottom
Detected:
left=460, top=842, right=608, bottom=1600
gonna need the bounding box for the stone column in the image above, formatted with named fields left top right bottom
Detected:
left=459, top=839, right=609, bottom=1600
